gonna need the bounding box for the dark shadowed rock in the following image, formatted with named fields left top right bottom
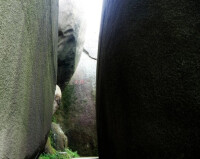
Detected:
left=57, top=0, right=86, bottom=89
left=0, top=0, right=58, bottom=158
left=97, top=0, right=200, bottom=159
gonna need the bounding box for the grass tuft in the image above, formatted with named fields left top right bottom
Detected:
left=39, top=148, right=79, bottom=159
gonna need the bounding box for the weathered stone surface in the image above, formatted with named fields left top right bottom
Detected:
left=55, top=53, right=97, bottom=156
left=97, top=0, right=200, bottom=159
left=57, top=0, right=86, bottom=89
left=53, top=85, right=62, bottom=114
left=51, top=123, right=68, bottom=151
left=44, top=137, right=56, bottom=155
left=0, top=0, right=58, bottom=158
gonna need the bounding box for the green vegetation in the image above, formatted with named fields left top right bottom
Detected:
left=40, top=85, right=81, bottom=159
left=53, top=85, right=76, bottom=126
left=39, top=130, right=79, bottom=159
left=49, top=131, right=56, bottom=148
left=62, top=85, right=76, bottom=112
left=52, top=115, right=57, bottom=123
left=39, top=149, right=79, bottom=159
left=65, top=149, right=79, bottom=158
left=45, top=137, right=56, bottom=155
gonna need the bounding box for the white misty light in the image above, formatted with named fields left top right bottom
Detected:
left=82, top=0, right=103, bottom=57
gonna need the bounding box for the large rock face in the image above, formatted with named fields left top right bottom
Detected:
left=57, top=0, right=86, bottom=89
left=0, top=0, right=58, bottom=158
left=55, top=53, right=97, bottom=156
left=97, top=0, right=200, bottom=159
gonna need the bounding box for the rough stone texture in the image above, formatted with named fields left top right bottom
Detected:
left=53, top=85, right=62, bottom=114
left=0, top=0, right=58, bottom=158
left=57, top=0, right=86, bottom=89
left=51, top=123, right=68, bottom=151
left=97, top=0, right=200, bottom=159
left=55, top=53, right=97, bottom=156
left=44, top=137, right=56, bottom=155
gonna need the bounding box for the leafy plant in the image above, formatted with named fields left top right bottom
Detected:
left=52, top=116, right=57, bottom=123
left=66, top=149, right=79, bottom=158
left=39, top=149, right=80, bottom=159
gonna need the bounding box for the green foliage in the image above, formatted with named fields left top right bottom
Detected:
left=66, top=149, right=79, bottom=158
left=39, top=149, right=80, bottom=159
left=40, top=84, right=80, bottom=159
left=46, top=137, right=56, bottom=154
left=39, top=152, right=64, bottom=159
left=49, top=130, right=56, bottom=149
left=62, top=85, right=76, bottom=112
left=52, top=115, right=57, bottom=123
left=39, top=131, right=79, bottom=159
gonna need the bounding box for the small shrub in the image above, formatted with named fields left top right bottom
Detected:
left=39, top=149, right=80, bottom=159
left=52, top=116, right=57, bottom=123
left=66, top=148, right=79, bottom=158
